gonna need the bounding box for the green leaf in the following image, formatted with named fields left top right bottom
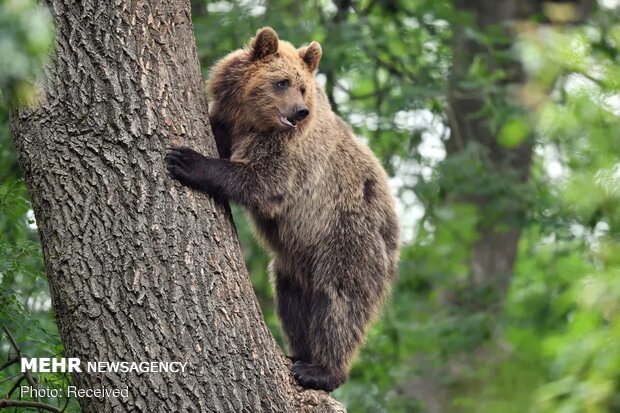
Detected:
left=498, top=117, right=530, bottom=148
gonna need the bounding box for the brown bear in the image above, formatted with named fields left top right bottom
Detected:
left=166, top=27, right=400, bottom=392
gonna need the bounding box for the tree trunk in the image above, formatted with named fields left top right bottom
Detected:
left=447, top=0, right=595, bottom=309
left=447, top=0, right=533, bottom=304
left=9, top=1, right=345, bottom=412
left=408, top=1, right=531, bottom=411
left=408, top=1, right=595, bottom=411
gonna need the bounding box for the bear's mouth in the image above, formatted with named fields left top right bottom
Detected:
left=277, top=110, right=297, bottom=129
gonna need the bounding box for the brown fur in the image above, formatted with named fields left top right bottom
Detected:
left=166, top=27, right=400, bottom=392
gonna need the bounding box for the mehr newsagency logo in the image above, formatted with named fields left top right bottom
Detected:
left=19, top=357, right=188, bottom=398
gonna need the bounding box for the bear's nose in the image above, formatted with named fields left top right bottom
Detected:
left=293, top=107, right=310, bottom=121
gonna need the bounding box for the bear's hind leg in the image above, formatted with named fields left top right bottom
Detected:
left=273, top=269, right=312, bottom=364
left=292, top=286, right=375, bottom=392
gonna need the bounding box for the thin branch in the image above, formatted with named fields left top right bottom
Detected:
left=2, top=327, right=40, bottom=402
left=6, top=375, right=25, bottom=399
left=0, top=356, right=19, bottom=372
left=2, top=327, right=20, bottom=354
left=0, top=372, right=21, bottom=385
left=0, top=399, right=64, bottom=413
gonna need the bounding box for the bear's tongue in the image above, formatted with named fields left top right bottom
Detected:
left=279, top=114, right=297, bottom=129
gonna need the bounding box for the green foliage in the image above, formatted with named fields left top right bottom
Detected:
left=498, top=116, right=530, bottom=148
left=0, top=176, right=78, bottom=411
left=0, top=0, right=53, bottom=103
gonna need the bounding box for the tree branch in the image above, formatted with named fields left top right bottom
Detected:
left=0, top=356, right=19, bottom=372
left=2, top=327, right=39, bottom=402
left=0, top=399, right=63, bottom=413
left=6, top=375, right=25, bottom=399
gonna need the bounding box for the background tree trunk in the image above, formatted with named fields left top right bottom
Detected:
left=447, top=0, right=596, bottom=313
left=408, top=5, right=532, bottom=409
left=9, top=1, right=345, bottom=412
left=447, top=0, right=533, bottom=307
left=408, top=1, right=596, bottom=411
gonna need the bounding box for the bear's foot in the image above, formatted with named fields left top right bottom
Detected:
left=291, top=361, right=345, bottom=392
left=287, top=353, right=311, bottom=364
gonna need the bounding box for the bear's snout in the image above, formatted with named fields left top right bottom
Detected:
left=292, top=106, right=309, bottom=121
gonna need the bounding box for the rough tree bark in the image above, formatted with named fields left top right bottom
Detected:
left=9, top=1, right=345, bottom=412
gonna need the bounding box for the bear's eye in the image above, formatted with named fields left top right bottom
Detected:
left=300, top=86, right=306, bottom=95
left=276, top=80, right=289, bottom=90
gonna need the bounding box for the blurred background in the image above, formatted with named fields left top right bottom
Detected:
left=2, top=0, right=620, bottom=412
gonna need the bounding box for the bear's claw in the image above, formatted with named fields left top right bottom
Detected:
left=165, top=145, right=210, bottom=190
left=291, top=361, right=344, bottom=392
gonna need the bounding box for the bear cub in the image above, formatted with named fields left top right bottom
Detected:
left=166, top=27, right=400, bottom=392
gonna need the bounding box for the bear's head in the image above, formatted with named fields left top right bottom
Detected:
left=208, top=27, right=322, bottom=134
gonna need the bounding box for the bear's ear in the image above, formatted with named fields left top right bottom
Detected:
left=251, top=27, right=279, bottom=60
left=299, top=41, right=322, bottom=72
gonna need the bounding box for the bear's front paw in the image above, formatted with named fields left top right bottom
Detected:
left=291, top=361, right=345, bottom=392
left=165, top=145, right=211, bottom=191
